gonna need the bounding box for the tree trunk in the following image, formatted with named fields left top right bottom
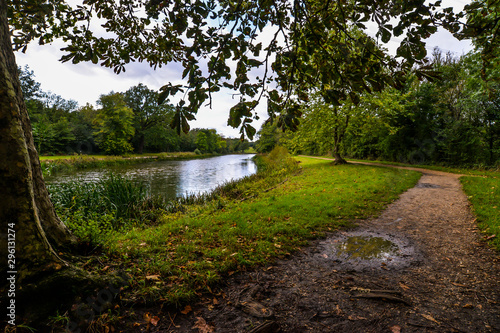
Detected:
left=0, top=2, right=74, bottom=283
left=332, top=147, right=347, bottom=165
left=138, top=133, right=145, bottom=154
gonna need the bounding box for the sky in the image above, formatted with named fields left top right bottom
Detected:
left=14, top=0, right=473, bottom=138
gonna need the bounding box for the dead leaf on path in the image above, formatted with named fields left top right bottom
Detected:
left=451, top=282, right=467, bottom=287
left=181, top=305, right=192, bottom=315
left=399, top=282, right=410, bottom=290
left=390, top=325, right=401, bottom=333
left=421, top=314, right=440, bottom=325
left=192, top=317, right=214, bottom=333
left=150, top=316, right=160, bottom=326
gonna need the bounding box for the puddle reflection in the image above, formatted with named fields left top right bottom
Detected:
left=336, top=236, right=398, bottom=260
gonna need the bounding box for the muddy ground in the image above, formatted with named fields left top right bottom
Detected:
left=116, top=163, right=500, bottom=333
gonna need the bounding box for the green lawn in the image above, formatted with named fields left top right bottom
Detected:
left=461, top=176, right=500, bottom=251
left=93, top=157, right=421, bottom=304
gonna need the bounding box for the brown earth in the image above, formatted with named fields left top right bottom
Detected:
left=116, top=161, right=500, bottom=333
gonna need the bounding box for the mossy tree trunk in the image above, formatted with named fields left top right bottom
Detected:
left=0, top=2, right=75, bottom=283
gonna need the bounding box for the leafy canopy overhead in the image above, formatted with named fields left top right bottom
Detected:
left=8, top=0, right=495, bottom=139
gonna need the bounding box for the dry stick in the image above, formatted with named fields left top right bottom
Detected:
left=352, top=292, right=412, bottom=306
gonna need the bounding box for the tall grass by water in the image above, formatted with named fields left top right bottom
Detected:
left=47, top=149, right=299, bottom=247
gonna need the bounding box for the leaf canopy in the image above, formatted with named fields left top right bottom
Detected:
left=8, top=0, right=495, bottom=138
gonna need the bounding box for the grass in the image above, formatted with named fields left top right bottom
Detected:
left=461, top=176, right=500, bottom=251
left=84, top=155, right=421, bottom=305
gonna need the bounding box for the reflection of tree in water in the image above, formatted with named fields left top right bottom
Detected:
left=336, top=236, right=398, bottom=260
left=45, top=155, right=256, bottom=201
left=178, top=155, right=257, bottom=197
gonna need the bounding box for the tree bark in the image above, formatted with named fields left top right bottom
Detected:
left=0, top=2, right=74, bottom=283
left=138, top=133, right=145, bottom=154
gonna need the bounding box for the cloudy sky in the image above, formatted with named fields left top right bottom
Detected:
left=14, top=0, right=473, bottom=138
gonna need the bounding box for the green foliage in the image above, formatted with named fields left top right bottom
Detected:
left=10, top=0, right=494, bottom=138
left=282, top=48, right=500, bottom=168
left=195, top=131, right=209, bottom=153
left=63, top=209, right=115, bottom=246
left=255, top=120, right=281, bottom=153
left=94, top=92, right=136, bottom=155
left=124, top=83, right=177, bottom=154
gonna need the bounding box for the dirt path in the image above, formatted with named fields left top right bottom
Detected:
left=123, top=161, right=500, bottom=332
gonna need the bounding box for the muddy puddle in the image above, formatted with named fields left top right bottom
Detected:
left=312, top=230, right=422, bottom=271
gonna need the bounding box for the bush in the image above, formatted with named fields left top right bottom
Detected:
left=194, top=148, right=201, bottom=155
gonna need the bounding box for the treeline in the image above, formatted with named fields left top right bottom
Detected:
left=20, top=66, right=252, bottom=156
left=256, top=49, right=500, bottom=167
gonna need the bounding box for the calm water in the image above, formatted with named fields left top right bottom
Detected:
left=45, top=154, right=257, bottom=199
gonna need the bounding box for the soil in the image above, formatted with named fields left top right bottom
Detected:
left=115, top=161, right=500, bottom=333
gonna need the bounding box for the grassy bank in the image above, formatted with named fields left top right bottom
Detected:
left=40, top=152, right=219, bottom=176
left=461, top=176, right=500, bottom=251
left=73, top=155, right=420, bottom=307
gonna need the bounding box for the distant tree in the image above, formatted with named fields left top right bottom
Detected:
left=195, top=131, right=209, bottom=153
left=256, top=120, right=281, bottom=153
left=94, top=92, right=135, bottom=155
left=124, top=83, right=176, bottom=154
left=18, top=65, right=41, bottom=100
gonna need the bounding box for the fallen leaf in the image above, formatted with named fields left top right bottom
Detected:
left=150, top=316, right=160, bottom=326
left=146, top=274, right=161, bottom=281
left=421, top=314, right=440, bottom=325
left=181, top=305, right=192, bottom=315
left=390, top=325, right=401, bottom=333
left=451, top=282, right=467, bottom=287
left=463, top=303, right=474, bottom=309
left=485, top=235, right=496, bottom=240
left=399, top=282, right=410, bottom=290
left=192, top=317, right=214, bottom=333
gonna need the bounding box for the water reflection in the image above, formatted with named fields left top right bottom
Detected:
left=46, top=154, right=256, bottom=200
left=336, top=236, right=398, bottom=260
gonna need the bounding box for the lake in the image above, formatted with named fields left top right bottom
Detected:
left=45, top=154, right=257, bottom=199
